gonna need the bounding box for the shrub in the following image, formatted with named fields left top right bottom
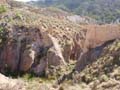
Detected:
left=16, top=12, right=22, bottom=19
left=0, top=5, right=7, bottom=14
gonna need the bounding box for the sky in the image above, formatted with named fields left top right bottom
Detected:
left=15, top=0, right=38, bottom=2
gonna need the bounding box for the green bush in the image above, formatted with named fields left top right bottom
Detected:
left=0, top=26, right=4, bottom=33
left=0, top=5, right=7, bottom=14
left=0, top=26, right=4, bottom=44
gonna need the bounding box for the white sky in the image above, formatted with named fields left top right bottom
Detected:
left=14, top=0, right=38, bottom=2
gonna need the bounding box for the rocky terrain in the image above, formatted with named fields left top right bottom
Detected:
left=0, top=1, right=120, bottom=90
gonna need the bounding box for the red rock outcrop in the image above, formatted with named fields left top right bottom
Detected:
left=0, top=25, right=66, bottom=75
left=75, top=24, right=120, bottom=72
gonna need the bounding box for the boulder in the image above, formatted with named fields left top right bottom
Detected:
left=20, top=48, right=35, bottom=72
left=0, top=0, right=7, bottom=4
left=47, top=34, right=66, bottom=66
left=0, top=73, right=25, bottom=90
left=32, top=58, right=47, bottom=76
left=63, top=43, right=73, bottom=62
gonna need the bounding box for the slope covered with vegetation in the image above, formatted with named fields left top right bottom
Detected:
left=29, top=0, right=120, bottom=23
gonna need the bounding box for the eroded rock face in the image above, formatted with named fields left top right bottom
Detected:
left=0, top=25, right=66, bottom=75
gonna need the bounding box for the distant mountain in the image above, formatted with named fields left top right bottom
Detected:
left=28, top=0, right=120, bottom=23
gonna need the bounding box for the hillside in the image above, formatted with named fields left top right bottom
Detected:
left=0, top=1, right=120, bottom=90
left=29, top=0, right=120, bottom=23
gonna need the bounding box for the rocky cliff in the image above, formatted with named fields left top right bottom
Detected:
left=0, top=1, right=120, bottom=90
